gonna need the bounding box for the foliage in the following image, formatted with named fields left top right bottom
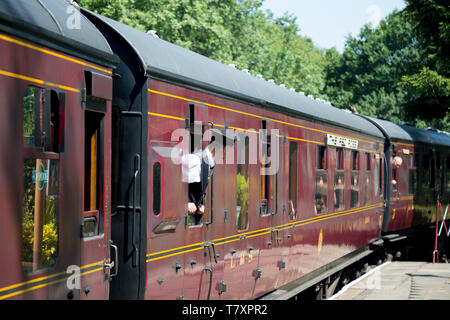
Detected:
left=77, top=0, right=327, bottom=96
left=77, top=0, right=448, bottom=130
left=323, top=10, right=420, bottom=123
left=400, top=0, right=450, bottom=122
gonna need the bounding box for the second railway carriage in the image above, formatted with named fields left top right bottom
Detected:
left=364, top=116, right=450, bottom=236
left=82, top=9, right=386, bottom=300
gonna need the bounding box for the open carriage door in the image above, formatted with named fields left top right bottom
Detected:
left=80, top=71, right=113, bottom=299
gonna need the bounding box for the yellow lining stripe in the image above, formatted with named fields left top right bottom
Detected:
left=0, top=34, right=112, bottom=75
left=146, top=203, right=382, bottom=262
left=148, top=89, right=377, bottom=145
left=148, top=112, right=185, bottom=121
left=0, top=260, right=104, bottom=300
left=0, top=69, right=80, bottom=93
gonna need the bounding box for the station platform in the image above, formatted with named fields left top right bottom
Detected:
left=329, top=261, right=450, bottom=300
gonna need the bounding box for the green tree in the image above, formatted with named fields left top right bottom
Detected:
left=78, top=0, right=327, bottom=96
left=400, top=0, right=450, bottom=124
left=323, top=10, right=421, bottom=123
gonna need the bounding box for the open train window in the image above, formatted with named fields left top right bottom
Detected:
left=336, top=148, right=344, bottom=170
left=288, top=141, right=298, bottom=220
left=365, top=153, right=371, bottom=170
left=260, top=120, right=277, bottom=216
left=83, top=110, right=105, bottom=237
left=22, top=86, right=62, bottom=274
left=317, top=146, right=327, bottom=169
left=352, top=151, right=360, bottom=170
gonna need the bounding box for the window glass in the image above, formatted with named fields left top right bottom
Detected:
left=23, top=87, right=41, bottom=148
left=336, top=148, right=344, bottom=170
left=334, top=173, right=345, bottom=211
left=22, top=86, right=60, bottom=274
left=374, top=158, right=379, bottom=196
left=409, top=169, right=417, bottom=195
left=237, top=136, right=249, bottom=230
left=364, top=174, right=371, bottom=205
left=260, top=129, right=276, bottom=215
left=352, top=151, right=360, bottom=170
left=288, top=142, right=298, bottom=220
left=315, top=173, right=328, bottom=214
left=153, top=162, right=161, bottom=215
left=317, top=146, right=327, bottom=169
left=351, top=173, right=360, bottom=208
left=84, top=111, right=104, bottom=212
left=365, top=153, right=371, bottom=170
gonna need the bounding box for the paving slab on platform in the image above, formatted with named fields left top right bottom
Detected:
left=330, top=262, right=450, bottom=300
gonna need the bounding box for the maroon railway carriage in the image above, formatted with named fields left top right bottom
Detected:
left=0, top=0, right=117, bottom=299
left=365, top=117, right=450, bottom=243
left=83, top=10, right=386, bottom=300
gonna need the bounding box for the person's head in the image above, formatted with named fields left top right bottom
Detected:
left=391, top=156, right=402, bottom=169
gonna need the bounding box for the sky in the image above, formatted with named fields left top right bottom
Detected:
left=262, top=0, right=406, bottom=52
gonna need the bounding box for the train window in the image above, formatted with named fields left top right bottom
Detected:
left=446, top=155, right=450, bottom=194
left=374, top=157, right=379, bottom=196
left=23, top=86, right=41, bottom=148
left=237, top=136, right=250, bottom=230
left=22, top=86, right=61, bottom=274
left=334, top=173, right=345, bottom=211
left=84, top=111, right=104, bottom=212
left=23, top=87, right=62, bottom=152
left=352, top=151, right=360, bottom=170
left=409, top=170, right=417, bottom=195
left=378, top=157, right=383, bottom=196
left=363, top=174, right=371, bottom=205
left=317, top=146, right=327, bottom=169
left=408, top=154, right=415, bottom=168
left=336, top=148, right=344, bottom=170
left=260, top=124, right=276, bottom=216
left=289, top=141, right=298, bottom=220
left=315, top=173, right=328, bottom=214
left=365, top=153, right=371, bottom=170
left=350, top=173, right=360, bottom=208
left=153, top=162, right=161, bottom=215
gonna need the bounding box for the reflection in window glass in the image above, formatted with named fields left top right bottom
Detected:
left=289, top=142, right=298, bottom=220
left=334, top=173, right=345, bottom=211
left=351, top=173, right=360, bottom=208
left=364, top=174, right=371, bottom=205
left=237, top=136, right=249, bottom=230
left=23, top=87, right=41, bottom=148
left=315, top=173, right=328, bottom=214
left=22, top=158, right=59, bottom=274
left=374, top=159, right=379, bottom=196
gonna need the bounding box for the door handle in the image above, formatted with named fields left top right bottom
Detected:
left=132, top=154, right=140, bottom=267
left=104, top=240, right=118, bottom=280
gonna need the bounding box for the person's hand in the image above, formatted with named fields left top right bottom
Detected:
left=197, top=205, right=205, bottom=215
left=187, top=202, right=197, bottom=214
